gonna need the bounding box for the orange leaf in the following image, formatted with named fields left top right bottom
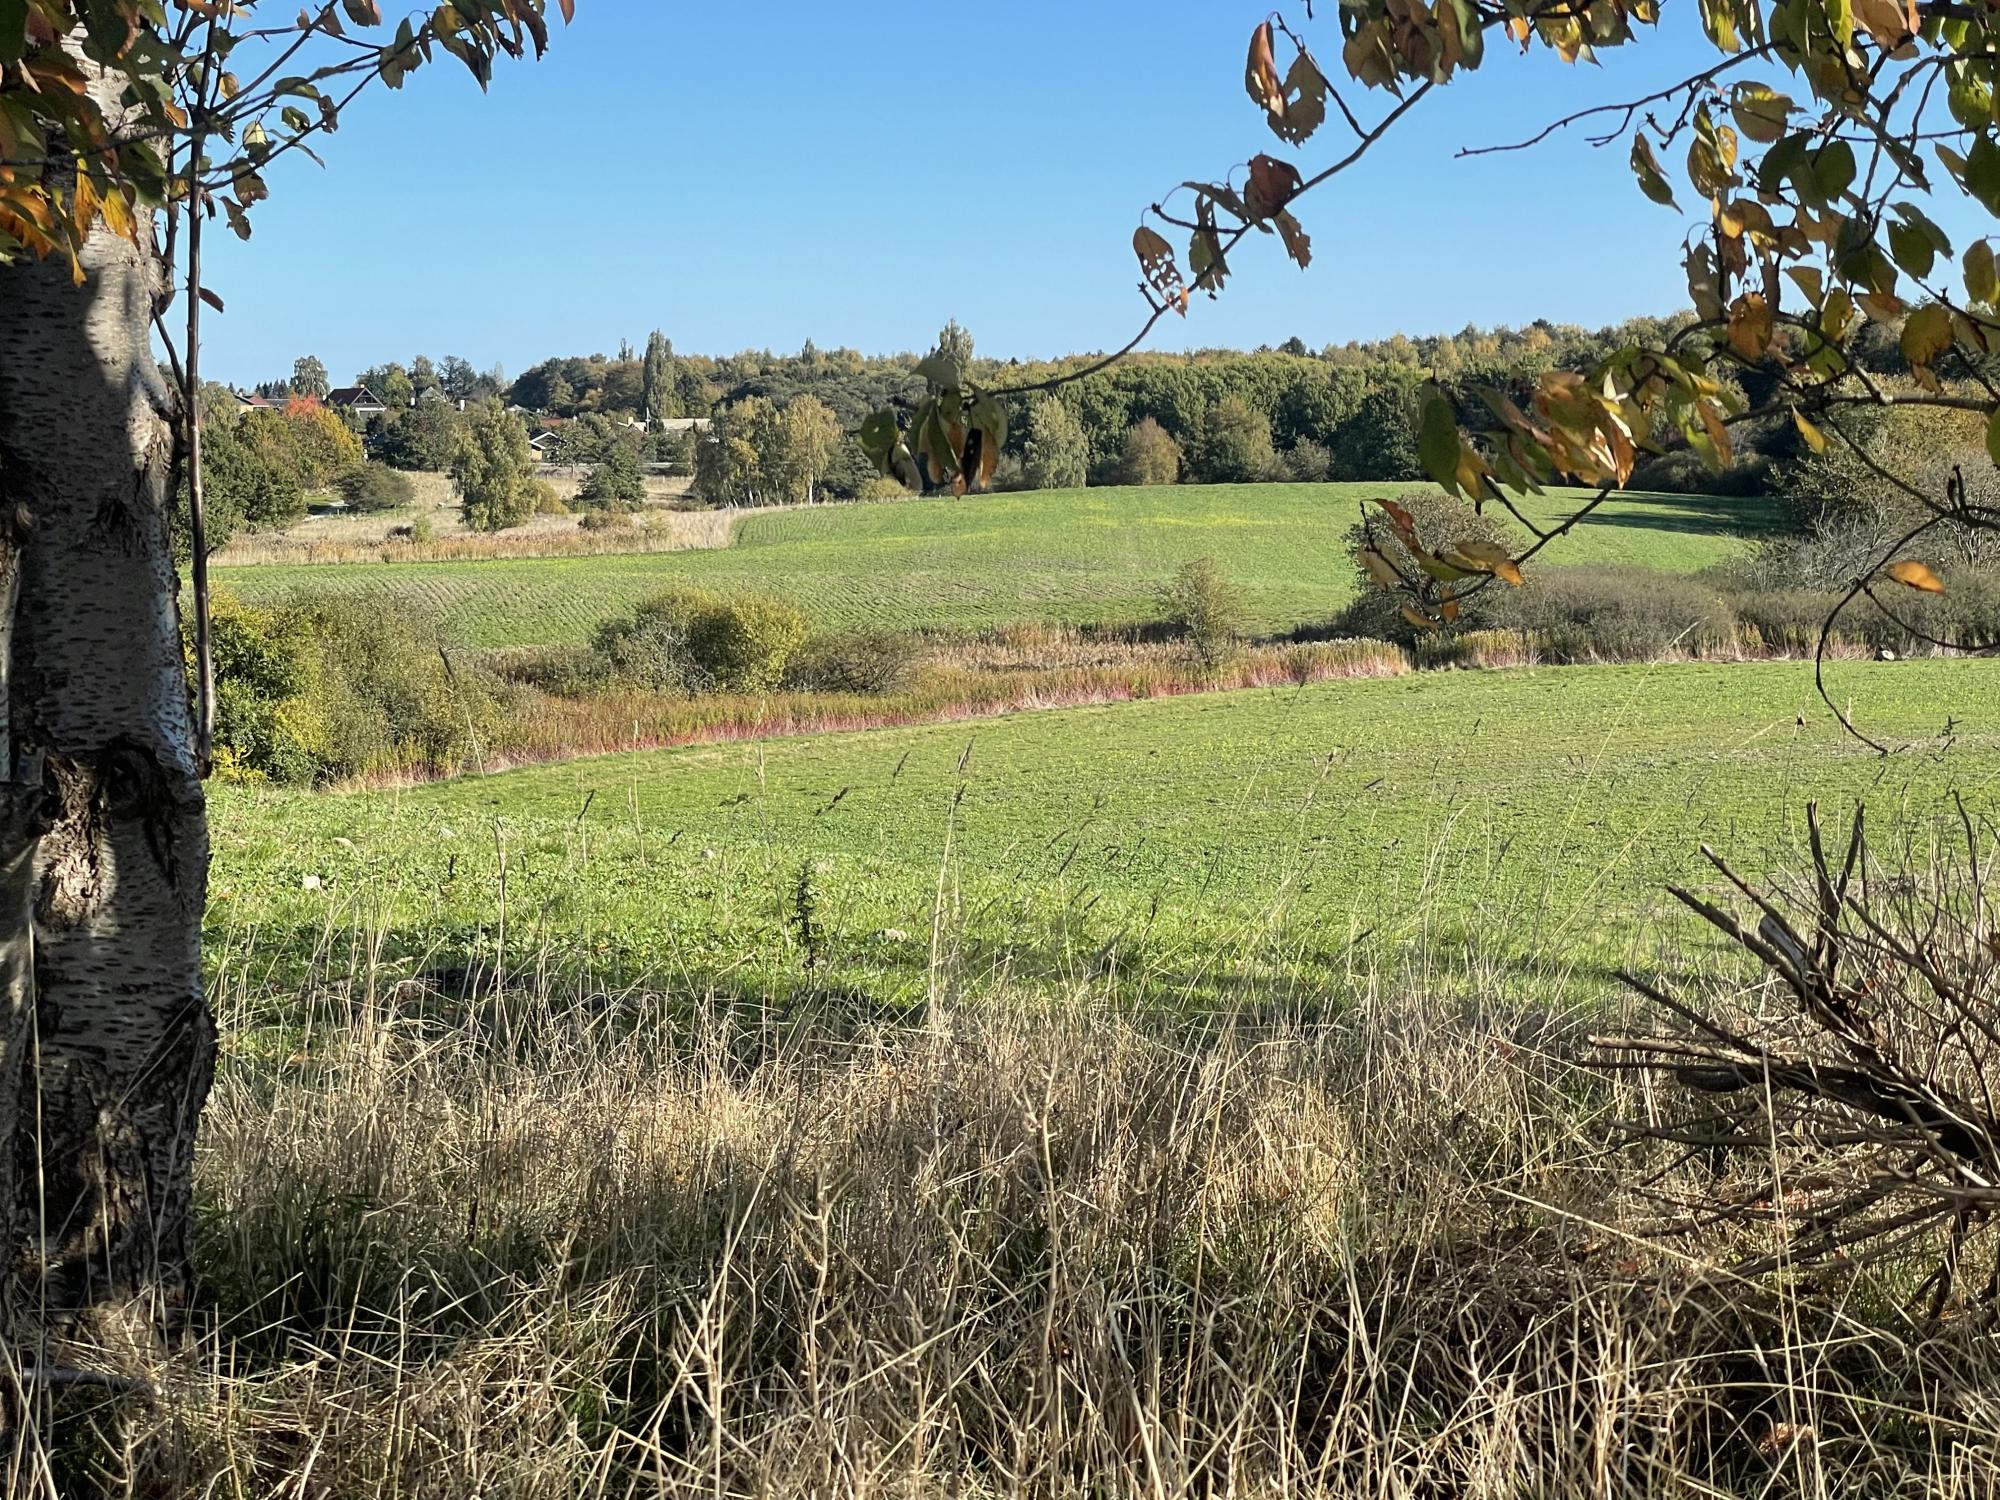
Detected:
left=1885, top=559, right=1944, bottom=593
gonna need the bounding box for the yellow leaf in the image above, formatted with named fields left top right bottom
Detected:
left=1359, top=548, right=1401, bottom=590
left=1885, top=559, right=1944, bottom=593
left=1727, top=292, right=1773, bottom=359
left=1901, top=304, right=1952, bottom=368
left=1791, top=408, right=1827, bottom=453
left=1400, top=605, right=1442, bottom=633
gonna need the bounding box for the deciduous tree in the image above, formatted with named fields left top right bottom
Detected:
left=1023, top=398, right=1089, bottom=490
left=0, top=0, right=573, bottom=1340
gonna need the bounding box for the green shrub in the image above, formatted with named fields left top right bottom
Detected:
left=1281, top=438, right=1333, bottom=483
left=578, top=507, right=634, bottom=532
left=1159, top=556, right=1242, bottom=666
left=592, top=587, right=811, bottom=693
left=335, top=461, right=415, bottom=513
left=782, top=630, right=921, bottom=694
left=857, top=476, right=914, bottom=503
left=408, top=513, right=436, bottom=543
left=1335, top=489, right=1513, bottom=644
left=199, top=589, right=502, bottom=784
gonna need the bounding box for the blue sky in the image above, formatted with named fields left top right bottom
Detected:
left=202, top=1, right=1727, bottom=387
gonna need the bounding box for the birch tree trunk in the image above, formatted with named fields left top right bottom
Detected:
left=0, top=150, right=212, bottom=1349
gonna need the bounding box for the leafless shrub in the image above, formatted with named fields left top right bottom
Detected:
left=1599, top=801, right=2000, bottom=1317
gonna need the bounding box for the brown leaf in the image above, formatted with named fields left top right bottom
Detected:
left=1132, top=226, right=1189, bottom=315
left=1885, top=559, right=1945, bottom=593
left=1275, top=210, right=1311, bottom=269
left=1245, top=23, right=1283, bottom=115
left=1400, top=604, right=1442, bottom=633
left=1244, top=155, right=1304, bottom=220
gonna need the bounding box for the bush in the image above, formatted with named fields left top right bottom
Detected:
left=199, top=589, right=503, bottom=784
left=336, top=462, right=415, bottom=513
left=1336, top=489, right=1513, bottom=644
left=592, top=587, right=811, bottom=694
left=1493, top=566, right=1737, bottom=662
left=782, top=630, right=922, bottom=694
left=857, top=476, right=915, bottom=503
left=1119, top=418, right=1181, bottom=485
left=1281, top=438, right=1333, bottom=483
left=578, top=507, right=634, bottom=532
left=408, top=513, right=435, bottom=543
left=1158, top=556, right=1242, bottom=666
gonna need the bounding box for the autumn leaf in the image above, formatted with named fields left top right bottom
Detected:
left=1245, top=22, right=1283, bottom=116
left=1400, top=604, right=1442, bottom=633
left=1275, top=209, right=1311, bottom=269
left=1132, top=226, right=1188, bottom=315
left=1884, top=559, right=1944, bottom=593
left=1244, top=155, right=1304, bottom=219
left=1791, top=408, right=1827, bottom=453
left=1447, top=538, right=1524, bottom=585
left=1726, top=292, right=1773, bottom=359
left=1629, top=136, right=1679, bottom=209
left=1900, top=303, right=1951, bottom=368
left=1359, top=548, right=1402, bottom=589
left=1269, top=53, right=1327, bottom=145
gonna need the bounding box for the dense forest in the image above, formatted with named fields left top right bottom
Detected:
left=219, top=306, right=1959, bottom=535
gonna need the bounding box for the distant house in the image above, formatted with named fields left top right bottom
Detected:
left=235, top=390, right=285, bottom=411
left=656, top=416, right=712, bottom=435
left=527, top=430, right=564, bottom=459
left=326, top=385, right=388, bottom=418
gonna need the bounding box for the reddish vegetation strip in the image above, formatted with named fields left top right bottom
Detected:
left=351, top=640, right=1411, bottom=787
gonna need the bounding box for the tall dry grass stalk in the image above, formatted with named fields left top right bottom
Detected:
left=12, top=883, right=2000, bottom=1497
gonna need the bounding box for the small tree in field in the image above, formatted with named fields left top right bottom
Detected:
left=455, top=404, right=549, bottom=532
left=578, top=442, right=648, bottom=510
left=1120, top=417, right=1182, bottom=485
left=1160, top=556, right=1243, bottom=665
left=1024, top=397, right=1089, bottom=490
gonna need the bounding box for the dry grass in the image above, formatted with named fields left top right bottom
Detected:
left=212, top=472, right=749, bottom=568
left=14, top=894, right=2000, bottom=1497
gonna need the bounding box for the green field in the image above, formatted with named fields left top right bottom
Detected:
left=210, top=657, right=1999, bottom=1015
left=214, top=483, right=1780, bottom=648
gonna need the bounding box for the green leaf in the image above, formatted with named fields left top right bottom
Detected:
left=0, top=0, right=29, bottom=67
left=1965, top=136, right=2000, bottom=216
left=1966, top=241, right=1998, bottom=306
left=1813, top=139, right=1856, bottom=204
left=1987, top=406, right=2000, bottom=469
left=1888, top=221, right=1934, bottom=281
left=1629, top=136, right=1679, bottom=210
left=1418, top=391, right=1463, bottom=495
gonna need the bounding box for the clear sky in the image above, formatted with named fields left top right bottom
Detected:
left=201, top=0, right=1729, bottom=388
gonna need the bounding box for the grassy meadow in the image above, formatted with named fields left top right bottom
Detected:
left=210, top=657, right=1998, bottom=1016
left=213, top=481, right=1783, bottom=646
left=110, top=476, right=2000, bottom=1497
